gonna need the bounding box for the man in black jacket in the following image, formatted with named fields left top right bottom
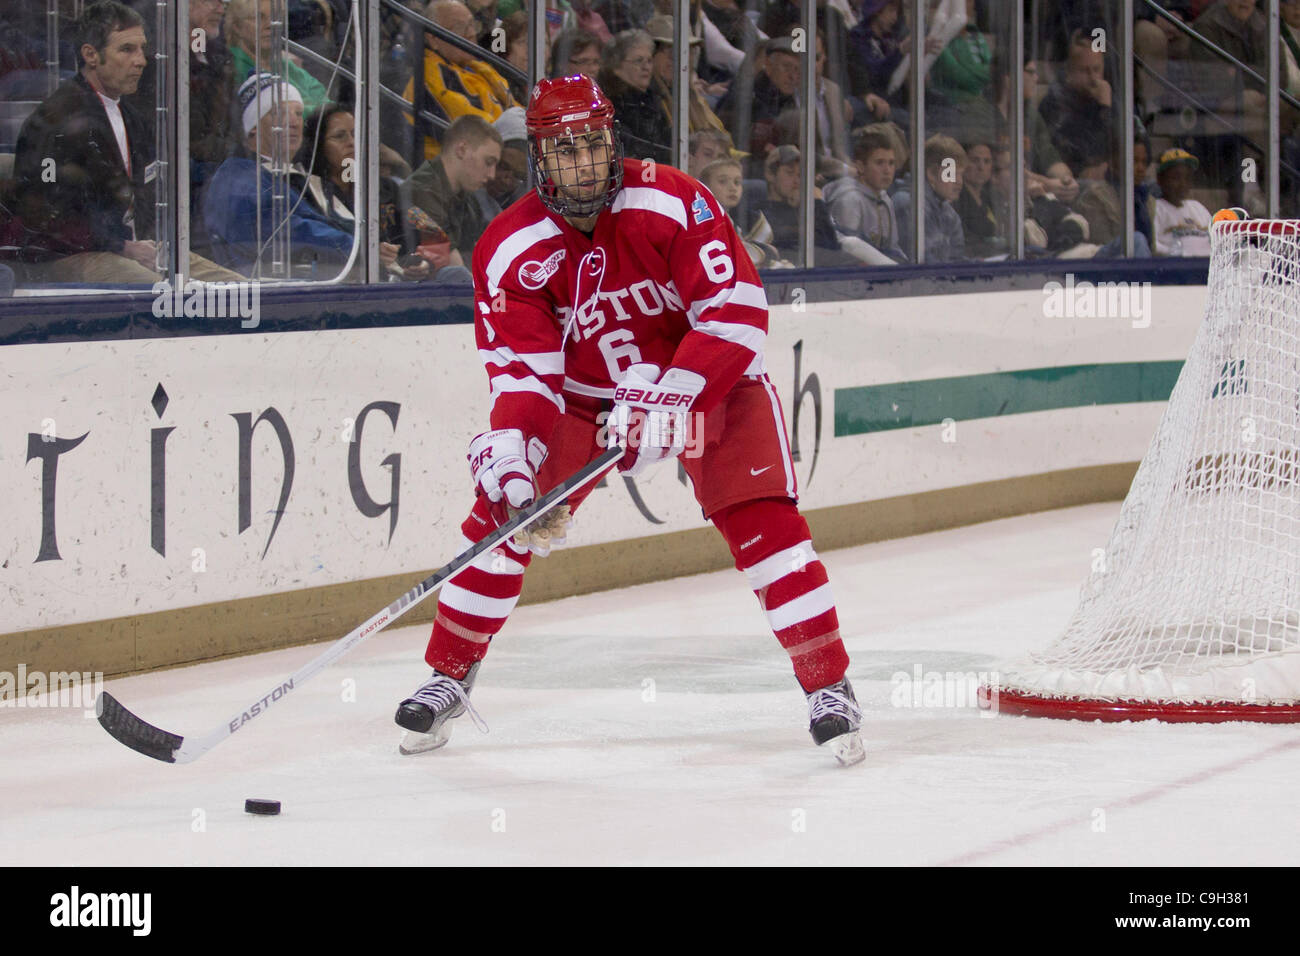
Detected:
left=12, top=1, right=238, bottom=285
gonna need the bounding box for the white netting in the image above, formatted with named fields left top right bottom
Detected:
left=1003, top=219, right=1300, bottom=707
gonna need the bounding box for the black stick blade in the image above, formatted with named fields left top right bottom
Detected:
left=96, top=692, right=183, bottom=763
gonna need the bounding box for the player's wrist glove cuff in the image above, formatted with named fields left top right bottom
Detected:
left=468, top=428, right=548, bottom=511
left=609, top=363, right=706, bottom=477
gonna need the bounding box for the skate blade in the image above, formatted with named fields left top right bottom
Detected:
left=398, top=722, right=454, bottom=755
left=824, top=731, right=865, bottom=767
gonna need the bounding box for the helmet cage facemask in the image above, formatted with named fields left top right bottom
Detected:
left=529, top=125, right=625, bottom=218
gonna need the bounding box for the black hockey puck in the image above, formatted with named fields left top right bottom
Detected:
left=244, top=798, right=281, bottom=815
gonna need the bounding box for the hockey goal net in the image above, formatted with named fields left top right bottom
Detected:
left=991, top=217, right=1300, bottom=721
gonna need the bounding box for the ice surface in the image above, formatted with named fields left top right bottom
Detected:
left=5, top=503, right=1298, bottom=865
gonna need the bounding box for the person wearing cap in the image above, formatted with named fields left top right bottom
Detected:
left=644, top=14, right=733, bottom=153
left=717, top=36, right=800, bottom=175
left=11, top=1, right=240, bottom=286
left=758, top=144, right=867, bottom=266
left=485, top=107, right=531, bottom=208
left=203, top=73, right=356, bottom=276
left=1153, top=147, right=1212, bottom=257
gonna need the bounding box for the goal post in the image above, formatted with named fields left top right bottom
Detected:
left=984, top=217, right=1300, bottom=722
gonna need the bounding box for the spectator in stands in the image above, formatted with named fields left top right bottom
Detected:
left=1073, top=132, right=1154, bottom=257
left=1192, top=0, right=1266, bottom=81
left=688, top=129, right=732, bottom=179
left=823, top=128, right=907, bottom=262
left=226, top=0, right=330, bottom=113
left=1153, top=147, right=1212, bottom=256
left=760, top=0, right=854, bottom=101
left=595, top=0, right=655, bottom=36
left=130, top=0, right=236, bottom=168
left=465, top=0, right=501, bottom=49
left=1134, top=0, right=1194, bottom=118
left=1037, top=30, right=1116, bottom=175
left=487, top=107, right=530, bottom=209
left=990, top=141, right=1095, bottom=258
left=896, top=134, right=967, bottom=262
left=846, top=0, right=908, bottom=122
left=204, top=73, right=354, bottom=276
left=405, top=114, right=502, bottom=264
left=717, top=36, right=800, bottom=174
left=500, top=11, right=530, bottom=104
left=548, top=0, right=613, bottom=45
left=989, top=52, right=1080, bottom=204
left=300, top=104, right=432, bottom=280
left=404, top=0, right=519, bottom=161
left=954, top=139, right=1002, bottom=258
left=550, top=29, right=605, bottom=78
left=599, top=29, right=672, bottom=165
left=928, top=0, right=991, bottom=110
left=698, top=156, right=789, bottom=269
left=700, top=0, right=763, bottom=66
left=758, top=144, right=867, bottom=266
left=812, top=32, right=852, bottom=164
left=645, top=15, right=733, bottom=161
left=12, top=1, right=240, bottom=285
left=1191, top=0, right=1272, bottom=214
left=126, top=0, right=238, bottom=259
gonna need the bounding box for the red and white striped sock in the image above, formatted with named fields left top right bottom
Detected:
left=423, top=532, right=531, bottom=679
left=743, top=540, right=848, bottom=691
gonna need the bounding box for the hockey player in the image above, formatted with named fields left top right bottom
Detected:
left=395, top=75, right=864, bottom=765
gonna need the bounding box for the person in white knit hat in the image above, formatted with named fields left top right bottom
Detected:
left=202, top=73, right=354, bottom=276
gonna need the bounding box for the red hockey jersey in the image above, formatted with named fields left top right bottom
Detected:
left=470, top=158, right=769, bottom=446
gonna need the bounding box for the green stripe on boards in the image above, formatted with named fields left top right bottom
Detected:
left=833, top=361, right=1185, bottom=436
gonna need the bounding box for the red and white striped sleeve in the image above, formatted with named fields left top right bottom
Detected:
left=472, top=216, right=568, bottom=446
left=661, top=176, right=769, bottom=414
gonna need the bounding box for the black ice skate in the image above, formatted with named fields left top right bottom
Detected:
left=395, top=662, right=487, bottom=755
left=806, top=677, right=865, bottom=766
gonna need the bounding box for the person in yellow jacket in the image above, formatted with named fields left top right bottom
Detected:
left=403, top=0, right=520, bottom=161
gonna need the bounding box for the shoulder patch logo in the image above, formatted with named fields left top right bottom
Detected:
left=691, top=192, right=714, bottom=225
left=518, top=248, right=567, bottom=289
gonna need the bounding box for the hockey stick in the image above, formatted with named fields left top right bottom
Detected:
left=96, top=446, right=624, bottom=764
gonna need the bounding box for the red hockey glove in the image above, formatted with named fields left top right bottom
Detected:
left=609, top=363, right=706, bottom=478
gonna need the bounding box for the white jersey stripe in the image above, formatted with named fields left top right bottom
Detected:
left=485, top=218, right=563, bottom=295
left=489, top=374, right=565, bottom=412
left=766, top=583, right=836, bottom=632
left=694, top=319, right=766, bottom=355
left=563, top=376, right=615, bottom=399
left=612, top=187, right=688, bottom=228
left=480, top=347, right=566, bottom=378
left=744, top=541, right=818, bottom=590
left=760, top=374, right=797, bottom=499
left=687, top=282, right=768, bottom=324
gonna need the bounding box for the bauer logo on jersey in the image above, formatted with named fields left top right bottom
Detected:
left=518, top=248, right=567, bottom=289
left=691, top=192, right=714, bottom=225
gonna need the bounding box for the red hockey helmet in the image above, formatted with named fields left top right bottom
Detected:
left=525, top=75, right=624, bottom=218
